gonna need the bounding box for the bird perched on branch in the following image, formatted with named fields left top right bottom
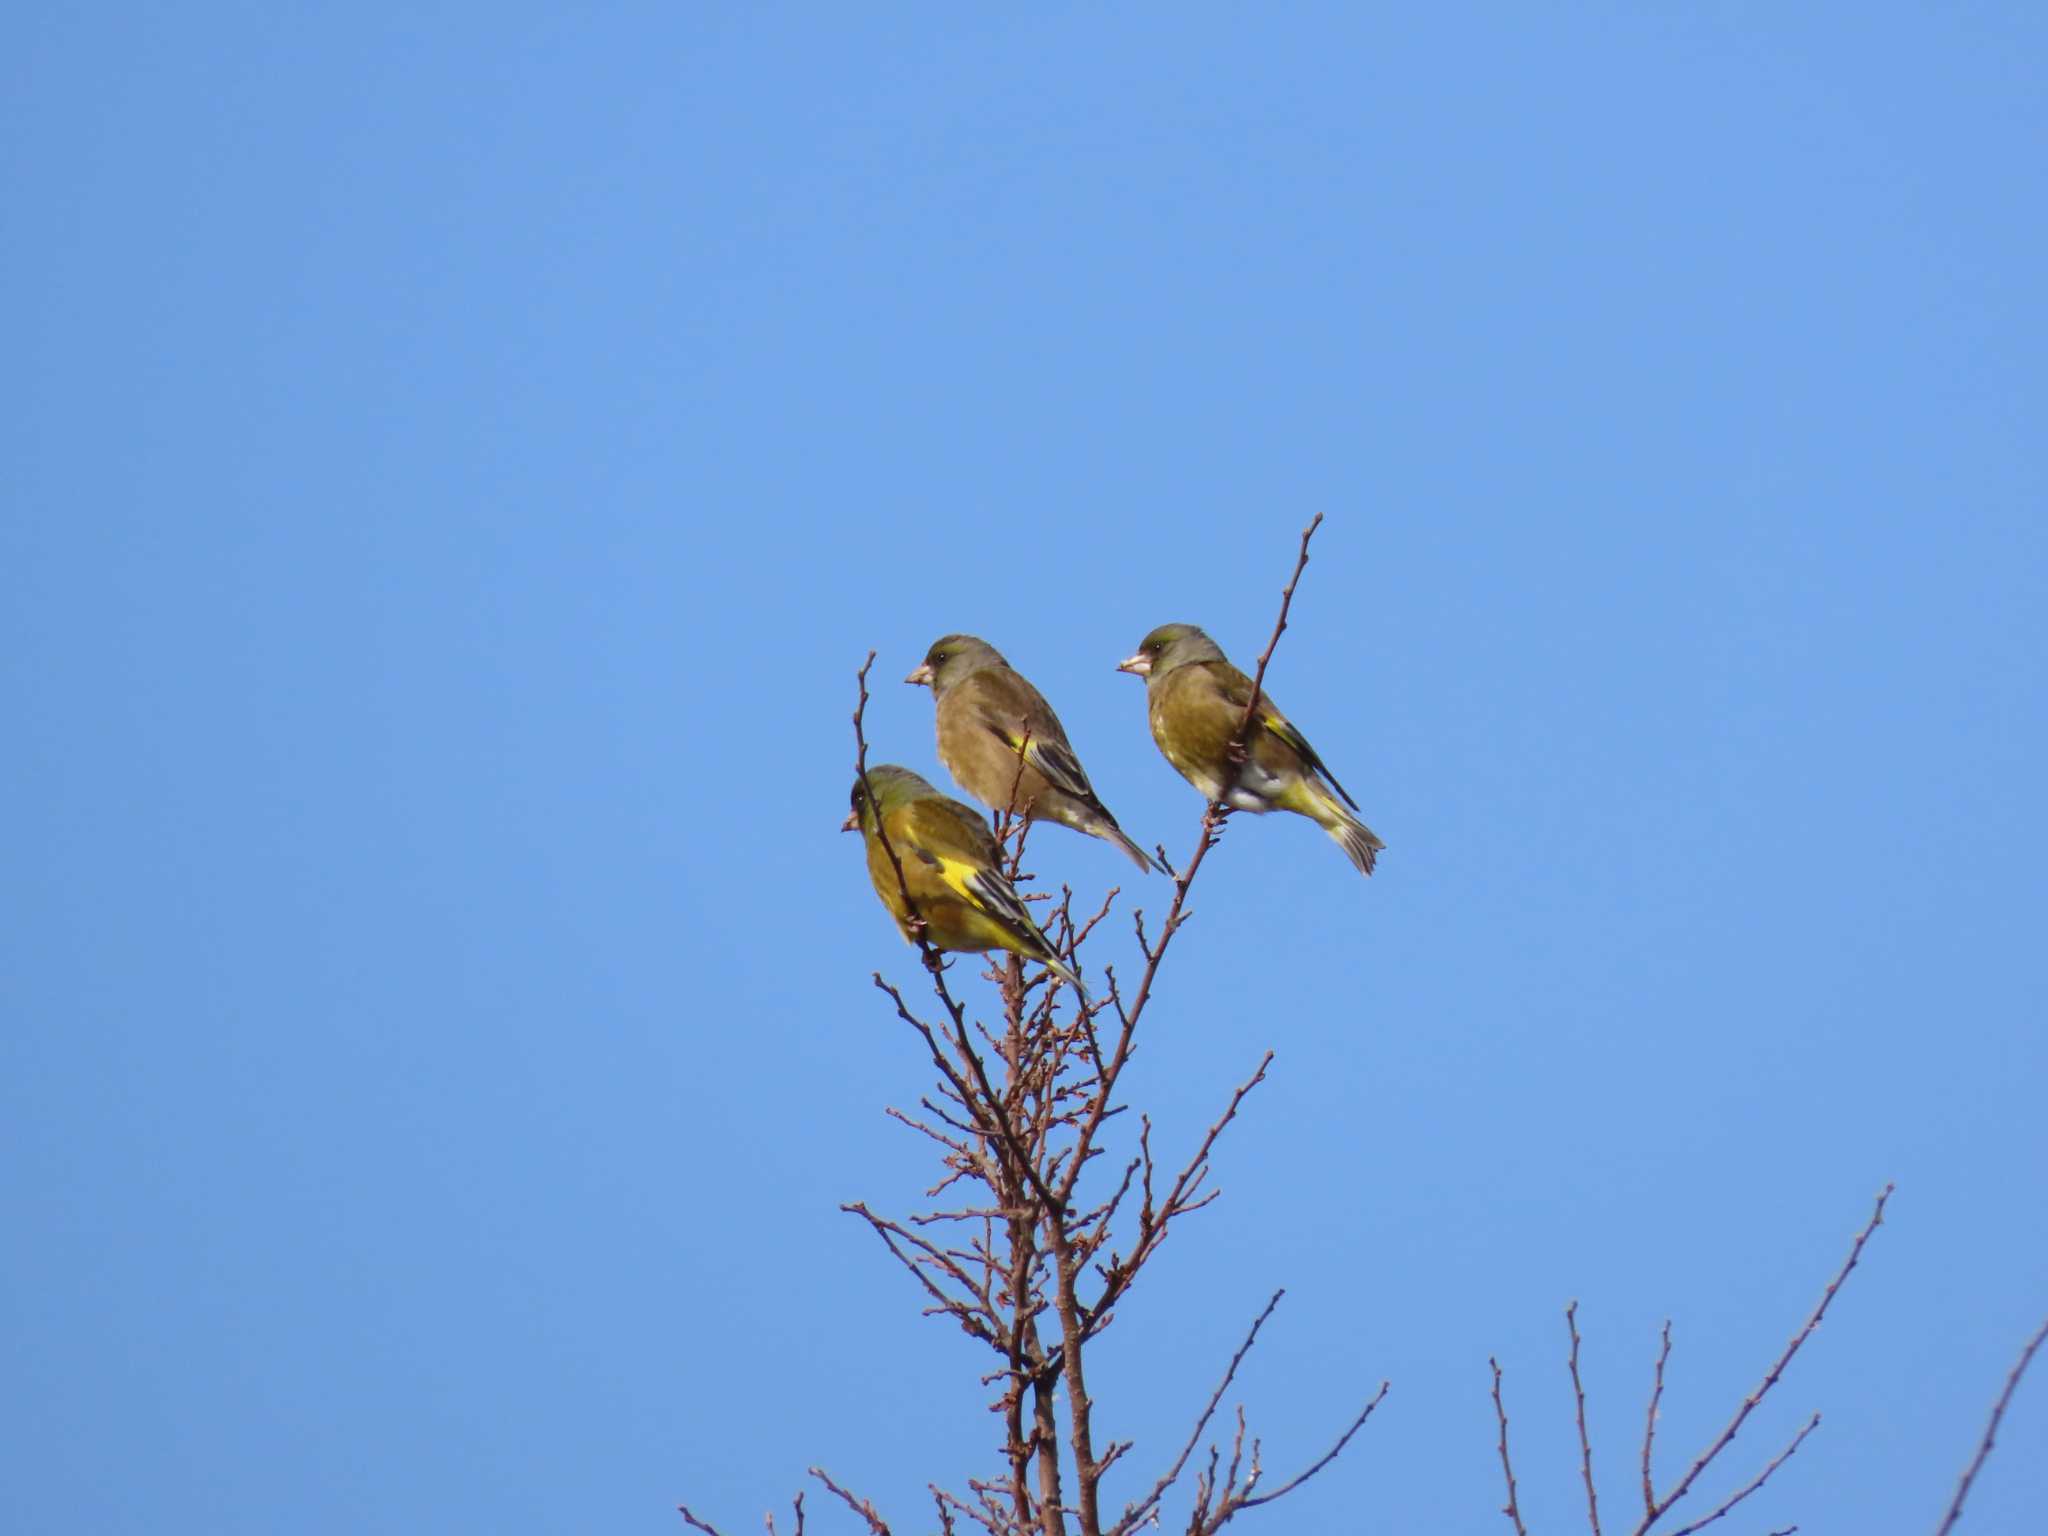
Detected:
left=845, top=764, right=1088, bottom=995
left=1116, top=623, right=1384, bottom=876
left=906, top=634, right=1162, bottom=874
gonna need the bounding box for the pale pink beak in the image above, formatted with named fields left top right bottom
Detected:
left=1115, top=652, right=1151, bottom=677
left=904, top=662, right=935, bottom=687
left=841, top=809, right=859, bottom=832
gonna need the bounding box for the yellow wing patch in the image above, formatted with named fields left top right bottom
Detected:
left=934, top=855, right=986, bottom=907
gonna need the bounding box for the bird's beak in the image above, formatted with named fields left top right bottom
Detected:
left=840, top=810, right=859, bottom=833
left=904, top=662, right=934, bottom=687
left=1116, top=652, right=1151, bottom=677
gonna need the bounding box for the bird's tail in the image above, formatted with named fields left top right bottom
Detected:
left=1295, top=780, right=1384, bottom=876
left=1103, top=821, right=1170, bottom=876
left=1042, top=952, right=1089, bottom=1001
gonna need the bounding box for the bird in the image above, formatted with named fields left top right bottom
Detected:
left=905, top=634, right=1163, bottom=874
left=844, top=764, right=1088, bottom=995
left=1116, top=623, right=1384, bottom=875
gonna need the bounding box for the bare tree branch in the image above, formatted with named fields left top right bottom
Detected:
left=1568, top=1300, right=1604, bottom=1536
left=1934, top=1313, right=2048, bottom=1536
left=1641, top=1320, right=1672, bottom=1519
left=1633, top=1183, right=1893, bottom=1535
left=1112, top=1290, right=1286, bottom=1535
left=1237, top=1379, right=1390, bottom=1510
left=677, top=1502, right=732, bottom=1536
left=1230, top=512, right=1324, bottom=764
left=1665, top=1414, right=1818, bottom=1536
left=808, top=1467, right=894, bottom=1536
left=1492, top=1358, right=1530, bottom=1536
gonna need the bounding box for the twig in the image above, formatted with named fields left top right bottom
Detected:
left=1230, top=513, right=1324, bottom=761
left=1112, top=1291, right=1285, bottom=1534
left=1934, top=1313, right=2048, bottom=1536
left=1633, top=1183, right=1892, bottom=1535
left=809, top=1467, right=894, bottom=1536
left=1087, top=1054, right=1273, bottom=1333
left=1237, top=1379, right=1389, bottom=1510
left=1665, top=1413, right=1818, bottom=1536
left=1568, top=1300, right=1604, bottom=1536
left=1641, top=1320, right=1672, bottom=1518
left=677, top=1503, right=731, bottom=1536
left=1491, top=1358, right=1530, bottom=1536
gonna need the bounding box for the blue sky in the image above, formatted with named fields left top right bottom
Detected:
left=4, top=4, right=2044, bottom=1532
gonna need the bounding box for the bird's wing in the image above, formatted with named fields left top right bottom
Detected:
left=1019, top=733, right=1095, bottom=803
left=1211, top=663, right=1360, bottom=810
left=1256, top=710, right=1359, bottom=810
left=959, top=865, right=1040, bottom=941
left=971, top=690, right=1097, bottom=805
left=899, top=796, right=1047, bottom=948
left=902, top=795, right=1005, bottom=865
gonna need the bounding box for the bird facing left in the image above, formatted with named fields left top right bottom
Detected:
left=845, top=763, right=1088, bottom=997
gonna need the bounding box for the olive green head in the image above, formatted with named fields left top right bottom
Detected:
left=904, top=634, right=1008, bottom=698
left=844, top=763, right=936, bottom=833
left=1116, top=623, right=1224, bottom=680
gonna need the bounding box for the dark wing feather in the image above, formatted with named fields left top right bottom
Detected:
left=965, top=867, right=1041, bottom=947
left=1213, top=662, right=1361, bottom=811
left=1258, top=713, right=1359, bottom=810
left=901, top=795, right=1006, bottom=866
left=1020, top=734, right=1096, bottom=803
left=968, top=685, right=1098, bottom=805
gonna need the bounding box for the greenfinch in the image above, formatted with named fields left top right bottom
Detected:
left=845, top=764, right=1087, bottom=995
left=1116, top=623, right=1384, bottom=876
left=906, top=635, right=1162, bottom=874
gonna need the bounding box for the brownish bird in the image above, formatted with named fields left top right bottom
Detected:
left=1117, top=623, right=1383, bottom=875
left=906, top=634, right=1162, bottom=873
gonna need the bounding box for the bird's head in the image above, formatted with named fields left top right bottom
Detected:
left=1117, top=623, right=1221, bottom=681
left=905, top=634, right=1006, bottom=698
left=844, top=763, right=930, bottom=832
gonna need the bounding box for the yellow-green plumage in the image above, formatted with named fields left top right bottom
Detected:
left=907, top=635, right=1163, bottom=874
left=846, top=764, right=1087, bottom=994
left=1117, top=623, right=1384, bottom=876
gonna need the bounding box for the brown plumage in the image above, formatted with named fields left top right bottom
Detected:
left=906, top=635, right=1163, bottom=874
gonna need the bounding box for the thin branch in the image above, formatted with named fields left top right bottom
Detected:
left=852, top=654, right=937, bottom=975
left=1112, top=1291, right=1285, bottom=1535
left=1641, top=1320, right=1672, bottom=1518
left=808, top=1467, right=894, bottom=1536
left=870, top=973, right=1061, bottom=1219
left=1634, top=1183, right=1892, bottom=1534
left=1934, top=1313, right=2048, bottom=1536
left=1665, top=1413, right=1818, bottom=1536
left=842, top=1201, right=1000, bottom=1346
left=1229, top=512, right=1323, bottom=762
left=1567, top=1300, right=1604, bottom=1536
left=1237, top=1379, right=1389, bottom=1510
left=1087, top=1054, right=1272, bottom=1332
left=678, top=1504, right=732, bottom=1536
left=1492, top=1358, right=1530, bottom=1536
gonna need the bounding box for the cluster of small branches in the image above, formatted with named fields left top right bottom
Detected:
left=1486, top=1185, right=2046, bottom=1535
